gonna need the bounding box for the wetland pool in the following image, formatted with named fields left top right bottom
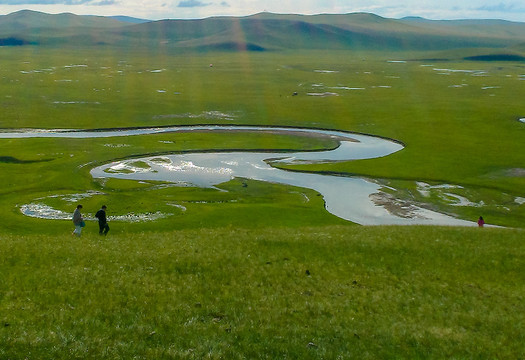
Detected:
left=2, top=125, right=475, bottom=226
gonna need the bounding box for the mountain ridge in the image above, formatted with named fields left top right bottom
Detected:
left=1, top=10, right=525, bottom=53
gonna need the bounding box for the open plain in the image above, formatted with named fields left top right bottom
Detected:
left=1, top=10, right=525, bottom=359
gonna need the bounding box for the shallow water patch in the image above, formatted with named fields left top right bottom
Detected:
left=307, top=92, right=339, bottom=97
left=442, top=193, right=484, bottom=207
left=41, top=190, right=106, bottom=203
left=329, top=86, right=365, bottom=90
left=20, top=203, right=71, bottom=220
left=433, top=68, right=487, bottom=75
left=19, top=203, right=172, bottom=222
left=104, top=143, right=131, bottom=148
left=152, top=111, right=237, bottom=121
left=167, top=202, right=187, bottom=211
left=387, top=179, right=520, bottom=226
left=52, top=101, right=101, bottom=105
left=417, top=182, right=463, bottom=197
left=104, top=161, right=157, bottom=175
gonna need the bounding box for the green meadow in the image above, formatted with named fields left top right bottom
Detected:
left=1, top=46, right=525, bottom=357
left=1, top=227, right=524, bottom=359
left=1, top=47, right=525, bottom=230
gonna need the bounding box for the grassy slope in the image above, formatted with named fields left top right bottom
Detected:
left=1, top=226, right=524, bottom=358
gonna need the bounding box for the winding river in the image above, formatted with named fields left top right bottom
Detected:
left=2, top=125, right=474, bottom=226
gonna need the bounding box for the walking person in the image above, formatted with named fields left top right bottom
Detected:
left=72, top=204, right=84, bottom=237
left=477, top=216, right=485, bottom=227
left=95, top=205, right=110, bottom=235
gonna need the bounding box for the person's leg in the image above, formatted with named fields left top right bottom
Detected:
left=73, top=225, right=82, bottom=237
left=98, top=222, right=104, bottom=235
left=103, top=223, right=110, bottom=235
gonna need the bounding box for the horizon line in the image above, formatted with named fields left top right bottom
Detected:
left=2, top=8, right=525, bottom=24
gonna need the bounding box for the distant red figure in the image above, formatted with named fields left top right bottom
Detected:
left=477, top=216, right=485, bottom=227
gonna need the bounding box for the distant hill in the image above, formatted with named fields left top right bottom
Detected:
left=0, top=10, right=129, bottom=46
left=109, top=15, right=151, bottom=24
left=0, top=9, right=126, bottom=30
left=1, top=10, right=525, bottom=53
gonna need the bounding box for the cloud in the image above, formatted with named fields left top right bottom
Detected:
left=220, top=1, right=229, bottom=6
left=177, top=0, right=211, bottom=8
left=475, top=2, right=525, bottom=13
left=0, top=0, right=116, bottom=4
left=92, top=0, right=116, bottom=5
left=476, top=2, right=515, bottom=12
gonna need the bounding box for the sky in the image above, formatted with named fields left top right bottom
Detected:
left=1, top=0, right=525, bottom=22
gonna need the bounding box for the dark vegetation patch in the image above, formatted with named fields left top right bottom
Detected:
left=195, top=41, right=266, bottom=52
left=0, top=156, right=51, bottom=164
left=464, top=54, right=525, bottom=62
left=0, top=37, right=29, bottom=46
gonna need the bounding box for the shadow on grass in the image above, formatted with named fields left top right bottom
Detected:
left=0, top=156, right=53, bottom=164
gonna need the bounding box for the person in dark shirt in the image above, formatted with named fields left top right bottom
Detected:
left=95, top=205, right=110, bottom=235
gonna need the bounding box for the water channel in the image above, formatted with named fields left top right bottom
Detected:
left=2, top=125, right=474, bottom=226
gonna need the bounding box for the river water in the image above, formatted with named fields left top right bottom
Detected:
left=2, top=125, right=474, bottom=226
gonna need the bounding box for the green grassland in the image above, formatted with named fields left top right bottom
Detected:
left=1, top=45, right=525, bottom=358
left=1, top=226, right=524, bottom=358
left=1, top=47, right=524, bottom=230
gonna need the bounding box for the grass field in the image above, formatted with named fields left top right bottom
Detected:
left=1, top=47, right=524, bottom=230
left=1, top=226, right=524, bottom=359
left=1, top=46, right=525, bottom=358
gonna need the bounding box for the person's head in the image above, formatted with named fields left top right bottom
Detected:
left=102, top=205, right=107, bottom=210
left=77, top=204, right=83, bottom=209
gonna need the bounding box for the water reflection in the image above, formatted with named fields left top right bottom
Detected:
left=4, top=125, right=475, bottom=225
left=85, top=126, right=473, bottom=226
